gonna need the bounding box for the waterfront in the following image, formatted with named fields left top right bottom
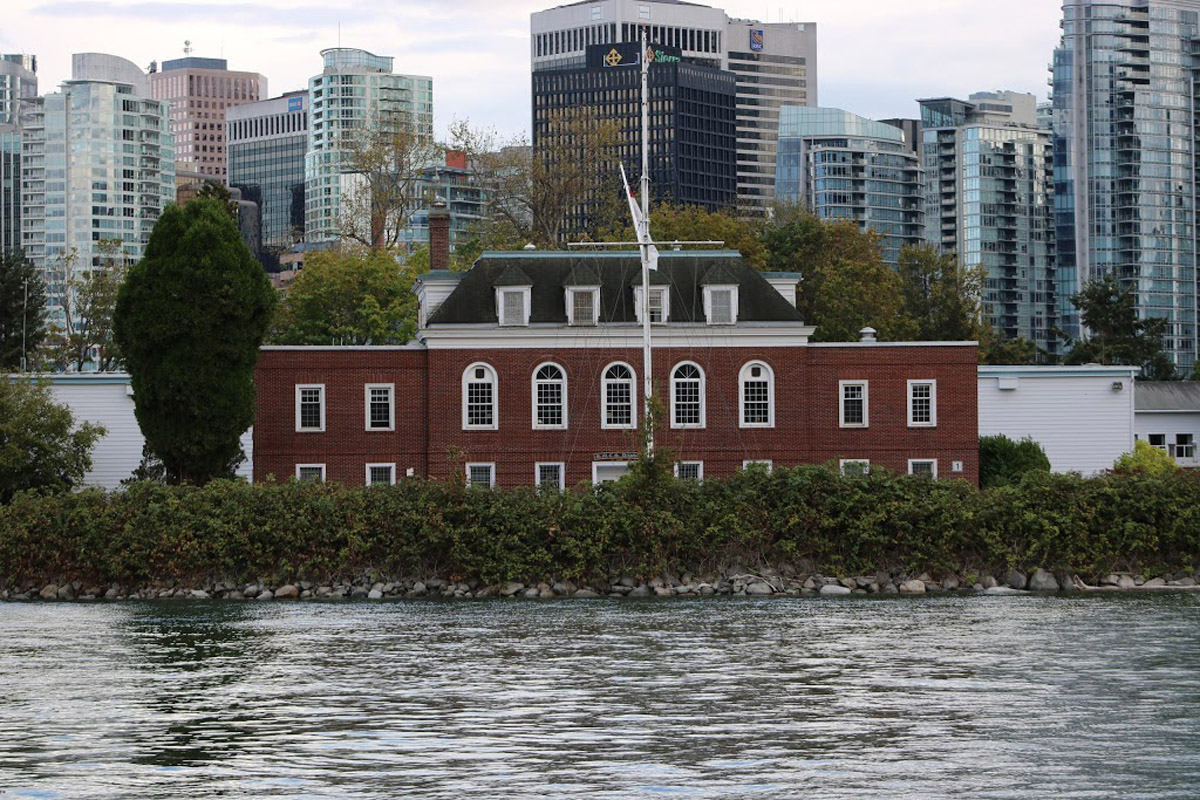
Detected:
left=1, top=594, right=1198, bottom=798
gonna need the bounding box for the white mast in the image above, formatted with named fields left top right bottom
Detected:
left=639, top=25, right=654, bottom=457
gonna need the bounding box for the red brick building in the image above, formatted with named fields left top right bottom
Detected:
left=254, top=250, right=979, bottom=487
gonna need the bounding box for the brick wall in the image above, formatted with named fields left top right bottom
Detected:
left=254, top=342, right=978, bottom=488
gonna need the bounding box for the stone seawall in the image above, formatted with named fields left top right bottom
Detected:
left=6, top=566, right=1200, bottom=602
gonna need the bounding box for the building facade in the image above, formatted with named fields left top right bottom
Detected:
left=1052, top=0, right=1200, bottom=370
left=530, top=0, right=816, bottom=214
left=1, top=54, right=37, bottom=255
left=398, top=150, right=487, bottom=254
left=254, top=250, right=980, bottom=487
left=304, top=48, right=433, bottom=244
left=21, top=54, right=175, bottom=323
left=150, top=56, right=266, bottom=182
left=775, top=107, right=924, bottom=268
left=1134, top=381, right=1200, bottom=467
left=227, top=91, right=309, bottom=254
left=920, top=92, right=1056, bottom=354
left=532, top=41, right=736, bottom=227
left=0, top=54, right=37, bottom=127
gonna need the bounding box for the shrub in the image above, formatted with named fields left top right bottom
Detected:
left=1112, top=440, right=1179, bottom=476
left=979, top=434, right=1051, bottom=489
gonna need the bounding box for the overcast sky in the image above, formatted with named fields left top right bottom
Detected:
left=3, top=0, right=1063, bottom=141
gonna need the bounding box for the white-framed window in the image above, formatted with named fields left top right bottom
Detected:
left=703, top=285, right=738, bottom=325
left=463, top=362, right=498, bottom=430
left=840, top=459, right=870, bottom=477
left=602, top=362, right=637, bottom=429
left=496, top=287, right=531, bottom=326
left=739, top=361, right=774, bottom=428
left=742, top=459, right=773, bottom=473
left=466, top=462, right=496, bottom=488
left=592, top=461, right=631, bottom=485
left=633, top=286, right=669, bottom=324
left=295, top=384, right=325, bottom=432
left=566, top=287, right=600, bottom=326
left=296, top=463, right=326, bottom=483
left=366, top=463, right=396, bottom=485
left=364, top=383, right=394, bottom=431
left=908, top=459, right=938, bottom=478
left=532, top=363, right=567, bottom=429
left=907, top=380, right=937, bottom=427
left=1148, top=433, right=1167, bottom=452
left=1174, top=434, right=1195, bottom=459
left=839, top=381, right=868, bottom=428
left=674, top=461, right=703, bottom=481
left=536, top=462, right=565, bottom=490
left=670, top=361, right=705, bottom=428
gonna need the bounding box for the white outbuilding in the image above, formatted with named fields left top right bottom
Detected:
left=1134, top=382, right=1200, bottom=468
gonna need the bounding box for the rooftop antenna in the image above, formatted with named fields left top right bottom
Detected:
left=183, top=40, right=193, bottom=56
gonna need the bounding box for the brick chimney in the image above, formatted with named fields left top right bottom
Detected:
left=429, top=201, right=450, bottom=271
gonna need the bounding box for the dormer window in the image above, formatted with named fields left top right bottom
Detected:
left=704, top=285, right=738, bottom=325
left=496, top=287, right=530, bottom=326
left=633, top=286, right=669, bottom=324
left=566, top=287, right=600, bottom=326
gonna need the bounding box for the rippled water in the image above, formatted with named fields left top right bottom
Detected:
left=2, top=594, right=1199, bottom=798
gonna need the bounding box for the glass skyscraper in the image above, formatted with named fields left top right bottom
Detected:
left=22, top=54, right=175, bottom=323
left=775, top=107, right=924, bottom=268
left=920, top=92, right=1056, bottom=352
left=1, top=54, right=36, bottom=255
left=1053, top=0, right=1200, bottom=369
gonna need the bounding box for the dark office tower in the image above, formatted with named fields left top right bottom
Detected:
left=1053, top=0, right=1200, bottom=371
left=227, top=91, right=309, bottom=257
left=532, top=42, right=736, bottom=236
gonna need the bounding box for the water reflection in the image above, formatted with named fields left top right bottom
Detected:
left=0, top=595, right=1198, bottom=798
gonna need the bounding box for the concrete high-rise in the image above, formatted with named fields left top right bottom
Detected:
left=0, top=54, right=36, bottom=254
left=1052, top=0, right=1200, bottom=370
left=530, top=0, right=816, bottom=214
left=22, top=54, right=175, bottom=322
left=227, top=91, right=309, bottom=255
left=304, top=48, right=433, bottom=244
left=151, top=56, right=266, bottom=182
left=775, top=107, right=923, bottom=268
left=920, top=91, right=1056, bottom=353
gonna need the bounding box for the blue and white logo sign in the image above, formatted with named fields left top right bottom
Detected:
left=750, top=29, right=764, bottom=51
left=287, top=96, right=304, bottom=112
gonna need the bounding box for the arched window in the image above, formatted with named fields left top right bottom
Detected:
left=670, top=362, right=705, bottom=429
left=602, top=362, right=637, bottom=429
left=462, top=362, right=498, bottom=430
left=739, top=361, right=774, bottom=428
left=532, top=362, right=567, bottom=429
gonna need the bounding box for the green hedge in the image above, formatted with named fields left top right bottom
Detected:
left=1, top=465, right=1198, bottom=588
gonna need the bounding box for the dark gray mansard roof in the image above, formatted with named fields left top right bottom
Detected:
left=428, top=250, right=804, bottom=325
left=1136, top=381, right=1200, bottom=412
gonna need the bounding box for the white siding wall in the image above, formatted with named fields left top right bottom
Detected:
left=1135, top=412, right=1200, bottom=469
left=43, top=375, right=253, bottom=489
left=978, top=367, right=1137, bottom=475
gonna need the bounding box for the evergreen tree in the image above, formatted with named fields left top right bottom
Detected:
left=1064, top=275, right=1175, bottom=379
left=0, top=251, right=47, bottom=371
left=895, top=244, right=988, bottom=342
left=114, top=197, right=276, bottom=485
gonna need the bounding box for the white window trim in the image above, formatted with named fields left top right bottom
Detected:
left=462, top=362, right=499, bottom=431
left=703, top=284, right=738, bottom=325
left=535, top=461, right=566, bottom=490
left=295, top=384, right=326, bottom=433
left=674, top=461, right=704, bottom=481
left=601, top=361, right=638, bottom=430
left=670, top=360, right=706, bottom=430
left=840, top=459, right=870, bottom=476
left=839, top=380, right=869, bottom=429
left=465, top=462, right=496, bottom=488
left=295, top=463, right=326, bottom=483
left=633, top=285, right=670, bottom=324
left=565, top=286, right=601, bottom=326
left=908, top=459, right=938, bottom=478
left=531, top=362, right=568, bottom=430
left=907, top=379, right=938, bottom=428
left=364, top=383, right=395, bottom=432
left=365, top=462, right=397, bottom=485
left=739, top=360, right=775, bottom=429
left=592, top=461, right=633, bottom=485
left=495, top=286, right=531, bottom=327
left=742, top=459, right=773, bottom=473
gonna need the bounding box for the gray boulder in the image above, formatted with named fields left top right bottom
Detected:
left=256, top=589, right=275, bottom=601
left=1028, top=569, right=1059, bottom=592
left=499, top=582, right=525, bottom=597
left=745, top=582, right=774, bottom=596
left=40, top=584, right=58, bottom=600
left=819, top=584, right=852, bottom=596
left=1007, top=570, right=1028, bottom=590
left=899, top=580, right=926, bottom=595
left=275, top=584, right=299, bottom=599
left=573, top=588, right=600, bottom=598
left=1117, top=575, right=1137, bottom=590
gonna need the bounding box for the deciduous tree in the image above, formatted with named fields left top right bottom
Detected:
left=114, top=197, right=276, bottom=485
left=41, top=239, right=128, bottom=372
left=0, top=250, right=46, bottom=371
left=0, top=379, right=104, bottom=502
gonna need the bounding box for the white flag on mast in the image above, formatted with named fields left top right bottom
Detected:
left=620, top=164, right=658, bottom=270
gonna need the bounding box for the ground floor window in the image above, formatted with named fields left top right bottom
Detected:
left=366, top=463, right=396, bottom=486
left=466, top=463, right=496, bottom=488
left=674, top=461, right=703, bottom=481
left=536, top=462, right=565, bottom=490
left=592, top=461, right=631, bottom=485
left=742, top=460, right=772, bottom=473
left=908, top=459, right=937, bottom=478
left=296, top=464, right=326, bottom=483
left=839, top=459, right=870, bottom=477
